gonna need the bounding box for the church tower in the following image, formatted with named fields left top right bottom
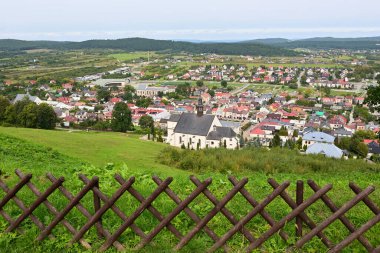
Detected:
left=196, top=97, right=204, bottom=117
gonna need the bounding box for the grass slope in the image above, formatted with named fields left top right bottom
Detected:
left=0, top=127, right=380, bottom=252
left=0, top=127, right=186, bottom=177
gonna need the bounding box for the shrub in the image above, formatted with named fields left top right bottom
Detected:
left=157, top=147, right=380, bottom=174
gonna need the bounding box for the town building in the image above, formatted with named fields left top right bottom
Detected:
left=166, top=98, right=239, bottom=149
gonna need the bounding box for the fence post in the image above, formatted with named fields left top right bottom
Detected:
left=296, top=180, right=303, bottom=237
left=93, top=180, right=103, bottom=238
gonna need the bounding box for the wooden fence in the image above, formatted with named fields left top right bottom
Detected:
left=0, top=169, right=380, bottom=252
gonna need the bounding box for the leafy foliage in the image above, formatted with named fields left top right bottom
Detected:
left=135, top=97, right=152, bottom=108
left=157, top=146, right=380, bottom=174
left=96, top=87, right=111, bottom=103
left=353, top=106, right=374, bottom=123
left=111, top=102, right=132, bottom=132
left=0, top=96, right=10, bottom=122
left=365, top=86, right=380, bottom=113
left=139, top=115, right=154, bottom=129
left=1, top=99, right=57, bottom=129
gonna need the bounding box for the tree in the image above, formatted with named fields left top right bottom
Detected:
left=208, top=90, right=215, bottom=97
left=355, top=142, right=369, bottom=158
left=365, top=86, right=380, bottom=112
left=175, top=82, right=192, bottom=97
left=122, top=92, right=133, bottom=101
left=271, top=134, right=281, bottom=147
left=19, top=103, right=38, bottom=128
left=221, top=80, right=228, bottom=88
left=139, top=115, right=154, bottom=130
left=284, top=139, right=295, bottom=149
left=296, top=137, right=302, bottom=150
left=135, top=97, right=152, bottom=108
left=151, top=123, right=156, bottom=141
left=293, top=130, right=299, bottom=138
left=157, top=131, right=163, bottom=142
left=111, top=102, right=132, bottom=132
left=278, top=126, right=288, bottom=136
left=322, top=87, right=331, bottom=96
left=92, top=121, right=110, bottom=131
left=124, top=85, right=136, bottom=93
left=196, top=80, right=204, bottom=87
left=337, top=137, right=351, bottom=151
left=4, top=98, right=33, bottom=125
left=0, top=96, right=10, bottom=122
left=353, top=130, right=376, bottom=141
left=300, top=75, right=307, bottom=85
left=285, top=95, right=291, bottom=102
left=96, top=88, right=111, bottom=103
left=4, top=105, right=17, bottom=125
left=36, top=103, right=57, bottom=129
left=157, top=91, right=164, bottom=98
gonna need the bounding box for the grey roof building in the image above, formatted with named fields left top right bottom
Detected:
left=206, top=127, right=237, bottom=140
left=13, top=94, right=42, bottom=104
left=306, top=143, right=343, bottom=159
left=303, top=131, right=335, bottom=144
left=174, top=113, right=216, bottom=136
left=167, top=98, right=239, bottom=149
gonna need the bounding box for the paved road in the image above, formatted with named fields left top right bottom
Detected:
left=231, top=83, right=251, bottom=95
left=297, top=70, right=305, bottom=88
left=349, top=105, right=355, bottom=124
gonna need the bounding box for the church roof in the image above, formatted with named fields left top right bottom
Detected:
left=206, top=127, right=237, bottom=140
left=168, top=114, right=181, bottom=122
left=174, top=113, right=215, bottom=136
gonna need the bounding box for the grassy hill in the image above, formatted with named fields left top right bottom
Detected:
left=0, top=127, right=186, bottom=177
left=246, top=36, right=380, bottom=50
left=0, top=38, right=299, bottom=56
left=0, top=127, right=380, bottom=252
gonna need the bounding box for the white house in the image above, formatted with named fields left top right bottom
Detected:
left=306, top=143, right=343, bottom=159
left=302, top=131, right=335, bottom=148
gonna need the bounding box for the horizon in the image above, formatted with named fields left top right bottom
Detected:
left=2, top=35, right=380, bottom=43
left=2, top=0, right=380, bottom=41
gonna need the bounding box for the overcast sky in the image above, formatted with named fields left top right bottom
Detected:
left=1, top=0, right=380, bottom=41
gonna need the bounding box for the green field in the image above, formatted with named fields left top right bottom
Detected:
left=1, top=50, right=118, bottom=80
left=0, top=127, right=380, bottom=252
left=110, top=52, right=158, bottom=62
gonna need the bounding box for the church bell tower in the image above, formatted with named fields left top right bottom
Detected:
left=196, top=97, right=204, bottom=117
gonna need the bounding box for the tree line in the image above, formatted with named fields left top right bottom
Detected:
left=0, top=38, right=299, bottom=57
left=0, top=97, right=57, bottom=129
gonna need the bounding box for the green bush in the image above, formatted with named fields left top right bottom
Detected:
left=157, top=146, right=380, bottom=174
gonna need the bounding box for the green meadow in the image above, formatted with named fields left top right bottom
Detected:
left=110, top=52, right=158, bottom=62
left=0, top=127, right=380, bottom=252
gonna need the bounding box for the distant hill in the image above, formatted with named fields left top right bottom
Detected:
left=0, top=38, right=299, bottom=56
left=246, top=36, right=380, bottom=50
left=241, top=38, right=291, bottom=45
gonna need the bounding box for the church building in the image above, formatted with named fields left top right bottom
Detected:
left=167, top=98, right=239, bottom=149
